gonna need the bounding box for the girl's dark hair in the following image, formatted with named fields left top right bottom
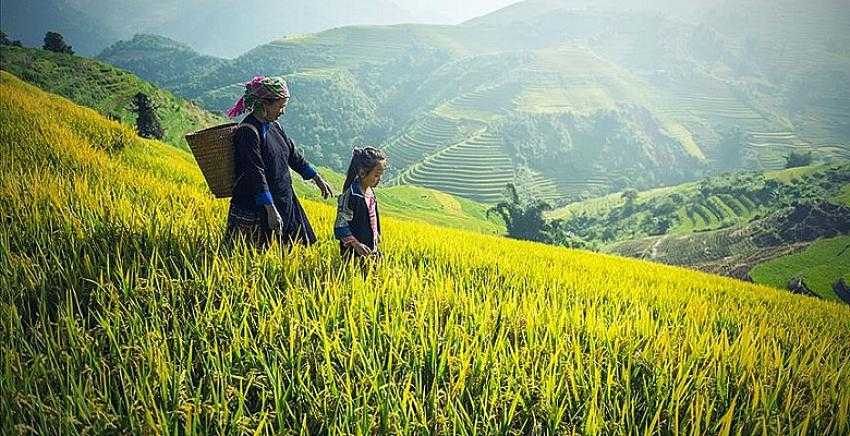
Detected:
left=343, top=147, right=387, bottom=191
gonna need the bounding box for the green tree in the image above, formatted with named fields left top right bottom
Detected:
left=622, top=189, right=639, bottom=204
left=785, top=151, right=813, bottom=169
left=131, top=93, right=164, bottom=140
left=621, top=189, right=639, bottom=215
left=1, top=31, right=23, bottom=47
left=488, top=184, right=554, bottom=243
left=43, top=32, right=73, bottom=54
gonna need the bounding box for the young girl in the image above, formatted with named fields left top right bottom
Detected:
left=334, top=147, right=388, bottom=260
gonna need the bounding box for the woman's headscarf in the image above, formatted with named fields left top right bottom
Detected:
left=226, top=76, right=290, bottom=118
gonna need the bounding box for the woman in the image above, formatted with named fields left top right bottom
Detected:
left=224, top=75, right=334, bottom=249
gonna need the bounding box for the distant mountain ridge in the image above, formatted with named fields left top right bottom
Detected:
left=2, top=0, right=423, bottom=57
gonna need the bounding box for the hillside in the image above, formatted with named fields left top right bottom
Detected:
left=99, top=0, right=850, bottom=206
left=0, top=45, right=223, bottom=150
left=3, top=68, right=850, bottom=433
left=549, top=164, right=850, bottom=301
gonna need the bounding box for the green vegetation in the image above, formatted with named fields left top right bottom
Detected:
left=42, top=31, right=74, bottom=54
left=4, top=65, right=850, bottom=435
left=548, top=164, right=850, bottom=248
left=785, top=150, right=814, bottom=169
left=0, top=45, right=223, bottom=149
left=834, top=184, right=850, bottom=206
left=749, top=236, right=850, bottom=301
left=486, top=184, right=557, bottom=243
left=131, top=92, right=164, bottom=140
left=539, top=164, right=850, bottom=298
left=0, top=30, right=23, bottom=47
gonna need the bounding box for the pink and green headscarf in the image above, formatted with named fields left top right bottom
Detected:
left=226, top=75, right=290, bottom=118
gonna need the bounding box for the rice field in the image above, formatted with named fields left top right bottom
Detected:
left=3, top=71, right=850, bottom=434
left=383, top=115, right=469, bottom=171
left=398, top=128, right=516, bottom=203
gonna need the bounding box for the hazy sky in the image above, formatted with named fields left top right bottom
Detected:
left=394, top=0, right=521, bottom=23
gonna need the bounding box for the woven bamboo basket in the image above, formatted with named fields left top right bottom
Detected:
left=185, top=123, right=239, bottom=198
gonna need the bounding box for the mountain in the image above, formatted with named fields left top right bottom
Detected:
left=1, top=0, right=422, bottom=57
left=139, top=0, right=419, bottom=58
left=0, top=0, right=120, bottom=55
left=2, top=70, right=849, bottom=433
left=100, top=0, right=850, bottom=205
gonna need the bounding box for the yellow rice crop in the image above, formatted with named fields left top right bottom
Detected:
left=1, top=71, right=849, bottom=434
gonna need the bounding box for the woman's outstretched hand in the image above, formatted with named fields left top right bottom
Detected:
left=313, top=174, right=334, bottom=199
left=264, top=204, right=283, bottom=231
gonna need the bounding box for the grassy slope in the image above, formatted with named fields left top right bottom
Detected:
left=291, top=166, right=503, bottom=234
left=0, top=45, right=224, bottom=150
left=749, top=236, right=850, bottom=301
left=2, top=71, right=850, bottom=433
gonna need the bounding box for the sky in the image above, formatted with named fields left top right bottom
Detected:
left=394, top=0, right=521, bottom=23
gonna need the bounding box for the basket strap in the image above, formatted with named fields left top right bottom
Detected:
left=232, top=123, right=263, bottom=190
left=237, top=123, right=261, bottom=143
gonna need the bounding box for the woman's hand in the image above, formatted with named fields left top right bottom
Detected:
left=354, top=242, right=373, bottom=257
left=313, top=175, right=334, bottom=199
left=265, top=204, right=283, bottom=231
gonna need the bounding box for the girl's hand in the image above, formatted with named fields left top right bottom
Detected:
left=354, top=242, right=373, bottom=257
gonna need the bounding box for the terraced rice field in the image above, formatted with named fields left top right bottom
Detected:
left=654, top=91, right=768, bottom=143
left=436, top=84, right=519, bottom=122
left=679, top=193, right=760, bottom=231
left=524, top=171, right=562, bottom=204
left=390, top=76, right=573, bottom=204
left=746, top=131, right=814, bottom=169
left=268, top=27, right=412, bottom=67
left=384, top=115, right=471, bottom=170
left=398, top=129, right=515, bottom=203
left=666, top=94, right=763, bottom=121
left=614, top=225, right=763, bottom=269
left=653, top=85, right=837, bottom=170
left=793, top=96, right=850, bottom=160
left=545, top=174, right=612, bottom=199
